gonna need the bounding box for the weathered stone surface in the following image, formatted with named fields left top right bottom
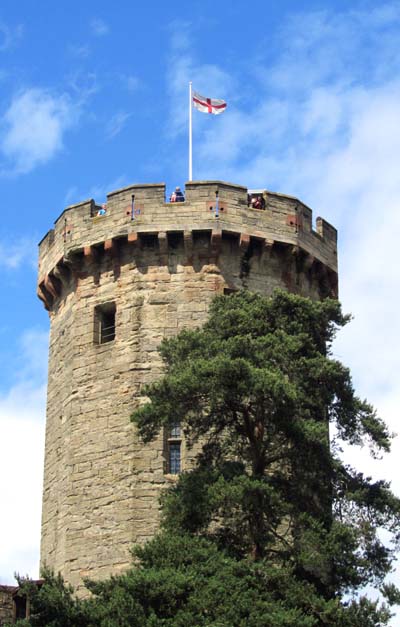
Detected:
left=38, top=180, right=338, bottom=593
left=0, top=586, right=15, bottom=626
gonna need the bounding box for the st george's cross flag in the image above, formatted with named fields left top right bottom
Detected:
left=193, top=91, right=227, bottom=115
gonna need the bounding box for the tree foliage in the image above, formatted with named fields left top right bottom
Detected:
left=134, top=291, right=399, bottom=593
left=15, top=291, right=400, bottom=626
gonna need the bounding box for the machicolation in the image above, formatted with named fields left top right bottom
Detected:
left=38, top=180, right=338, bottom=591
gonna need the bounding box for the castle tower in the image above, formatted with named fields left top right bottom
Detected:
left=37, top=180, right=338, bottom=590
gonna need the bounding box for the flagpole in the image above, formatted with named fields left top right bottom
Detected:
left=189, top=81, right=193, bottom=181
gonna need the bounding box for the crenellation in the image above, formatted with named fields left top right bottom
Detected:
left=38, top=181, right=337, bottom=286
left=107, top=182, right=166, bottom=198
left=316, top=216, right=337, bottom=244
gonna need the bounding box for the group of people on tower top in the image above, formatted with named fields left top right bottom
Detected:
left=96, top=187, right=267, bottom=212
left=168, top=187, right=266, bottom=209
left=248, top=194, right=266, bottom=210
left=169, top=187, right=185, bottom=202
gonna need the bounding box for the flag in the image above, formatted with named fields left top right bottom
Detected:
left=193, top=91, right=227, bottom=115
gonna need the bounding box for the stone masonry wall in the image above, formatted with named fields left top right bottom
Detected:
left=0, top=587, right=15, bottom=626
left=38, top=181, right=338, bottom=592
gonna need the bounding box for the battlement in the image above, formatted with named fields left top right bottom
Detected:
left=37, top=180, right=337, bottom=311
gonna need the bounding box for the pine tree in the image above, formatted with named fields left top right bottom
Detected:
left=15, top=291, right=400, bottom=626
left=132, top=290, right=400, bottom=614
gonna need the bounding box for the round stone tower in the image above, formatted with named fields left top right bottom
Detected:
left=37, top=180, right=338, bottom=590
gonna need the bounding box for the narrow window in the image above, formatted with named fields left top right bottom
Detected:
left=14, top=595, right=27, bottom=620
left=166, top=422, right=182, bottom=474
left=94, top=302, right=116, bottom=344
left=169, top=443, right=181, bottom=474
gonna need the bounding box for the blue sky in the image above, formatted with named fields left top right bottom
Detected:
left=1, top=0, right=400, bottom=615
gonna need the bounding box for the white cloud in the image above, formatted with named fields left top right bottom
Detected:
left=105, top=111, right=131, bottom=139
left=90, top=18, right=109, bottom=37
left=17, top=330, right=49, bottom=383
left=0, top=412, right=45, bottom=583
left=261, top=5, right=400, bottom=93
left=0, top=329, right=47, bottom=584
left=0, top=88, right=79, bottom=175
left=0, top=237, right=37, bottom=270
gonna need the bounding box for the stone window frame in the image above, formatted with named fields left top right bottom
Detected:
left=94, top=302, right=116, bottom=345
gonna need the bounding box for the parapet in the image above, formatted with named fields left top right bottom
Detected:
left=37, top=180, right=337, bottom=309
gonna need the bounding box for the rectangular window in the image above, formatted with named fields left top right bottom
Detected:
left=166, top=422, right=182, bottom=474
left=14, top=595, right=27, bottom=620
left=169, top=443, right=181, bottom=475
left=94, top=302, right=116, bottom=344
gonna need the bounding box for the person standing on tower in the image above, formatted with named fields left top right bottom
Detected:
left=170, top=187, right=185, bottom=202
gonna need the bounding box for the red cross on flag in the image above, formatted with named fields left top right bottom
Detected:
left=193, top=91, right=227, bottom=115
